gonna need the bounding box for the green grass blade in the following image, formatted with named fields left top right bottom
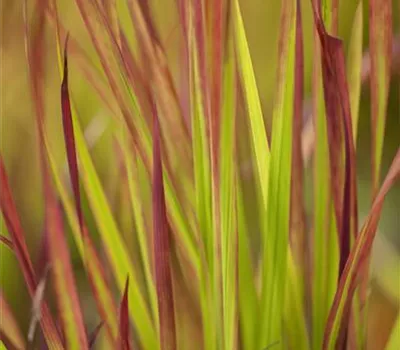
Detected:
left=152, top=103, right=177, bottom=350
left=259, top=0, right=297, bottom=346
left=346, top=1, right=363, bottom=143
left=188, top=6, right=216, bottom=349
left=284, top=250, right=310, bottom=350
left=311, top=2, right=339, bottom=347
left=118, top=131, right=158, bottom=324
left=45, top=141, right=119, bottom=345
left=233, top=0, right=270, bottom=205
left=220, top=34, right=237, bottom=350
left=73, top=109, right=157, bottom=349
left=237, top=180, right=258, bottom=350
left=284, top=2, right=309, bottom=347
left=369, top=0, right=393, bottom=197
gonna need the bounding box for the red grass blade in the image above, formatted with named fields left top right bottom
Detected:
left=311, top=2, right=358, bottom=279
left=61, top=36, right=84, bottom=230
left=88, top=321, right=104, bottom=349
left=152, top=102, right=177, bottom=350
left=323, top=148, right=400, bottom=349
left=119, top=277, right=131, bottom=350
left=0, top=158, right=62, bottom=349
left=59, top=35, right=118, bottom=344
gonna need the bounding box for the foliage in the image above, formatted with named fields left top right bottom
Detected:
left=0, top=0, right=399, bottom=349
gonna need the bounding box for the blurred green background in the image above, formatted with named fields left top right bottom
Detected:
left=1, top=0, right=399, bottom=348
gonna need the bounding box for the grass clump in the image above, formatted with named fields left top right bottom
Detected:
left=0, top=0, right=399, bottom=349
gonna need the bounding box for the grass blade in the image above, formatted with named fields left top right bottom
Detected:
left=88, top=322, right=104, bottom=349
left=45, top=138, right=119, bottom=345
left=119, top=278, right=132, bottom=350
left=284, top=250, right=310, bottom=350
left=220, top=29, right=237, bottom=350
left=310, top=0, right=339, bottom=346
left=285, top=2, right=310, bottom=348
left=61, top=36, right=83, bottom=230
left=152, top=102, right=177, bottom=350
left=187, top=3, right=217, bottom=349
left=312, top=4, right=359, bottom=345
left=259, top=0, right=297, bottom=346
left=233, top=0, right=270, bottom=205
left=346, top=2, right=363, bottom=142
left=67, top=87, right=156, bottom=349
left=290, top=0, right=306, bottom=277
left=323, top=148, right=400, bottom=349
left=312, top=0, right=358, bottom=281
left=237, top=180, right=258, bottom=350
left=118, top=131, right=158, bottom=324
left=370, top=0, right=393, bottom=198
left=57, top=34, right=118, bottom=345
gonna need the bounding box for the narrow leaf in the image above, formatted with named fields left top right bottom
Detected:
left=118, top=131, right=158, bottom=324
left=61, top=35, right=83, bottom=230
left=152, top=101, right=176, bottom=350
left=346, top=1, right=363, bottom=142
left=233, top=0, right=270, bottom=205
left=312, top=5, right=359, bottom=345
left=187, top=5, right=217, bottom=349
left=370, top=0, right=393, bottom=198
left=57, top=34, right=118, bottom=344
left=237, top=180, right=258, bottom=350
left=259, top=0, right=297, bottom=346
left=290, top=0, right=306, bottom=274
left=310, top=1, right=339, bottom=347
left=285, top=2, right=310, bottom=348
left=119, top=278, right=131, bottom=350
left=312, top=0, right=358, bottom=279
left=89, top=322, right=104, bottom=349
left=220, top=30, right=237, bottom=350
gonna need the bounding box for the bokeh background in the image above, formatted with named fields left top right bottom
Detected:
left=1, top=0, right=399, bottom=348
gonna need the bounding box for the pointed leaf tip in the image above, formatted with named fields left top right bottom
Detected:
left=119, top=277, right=131, bottom=350
left=89, top=322, right=104, bottom=349
left=60, top=34, right=85, bottom=231
left=152, top=103, right=176, bottom=350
